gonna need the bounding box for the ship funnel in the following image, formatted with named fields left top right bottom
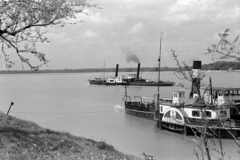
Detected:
left=115, top=64, right=119, bottom=77
left=137, top=63, right=141, bottom=79
left=189, top=61, right=202, bottom=98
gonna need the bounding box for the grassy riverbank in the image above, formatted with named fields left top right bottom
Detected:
left=0, top=112, right=141, bottom=160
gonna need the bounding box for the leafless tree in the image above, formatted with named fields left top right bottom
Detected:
left=206, top=28, right=240, bottom=62
left=0, top=0, right=98, bottom=71
left=171, top=53, right=222, bottom=160
left=172, top=50, right=206, bottom=98
left=206, top=28, right=240, bottom=147
left=172, top=42, right=240, bottom=159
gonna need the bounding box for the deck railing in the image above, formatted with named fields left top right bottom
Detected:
left=125, top=101, right=155, bottom=112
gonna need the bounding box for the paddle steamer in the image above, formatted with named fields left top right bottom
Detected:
left=88, top=64, right=175, bottom=86
left=123, top=61, right=240, bottom=138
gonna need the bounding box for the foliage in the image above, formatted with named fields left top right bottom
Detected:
left=0, top=0, right=98, bottom=71
left=206, top=29, right=240, bottom=61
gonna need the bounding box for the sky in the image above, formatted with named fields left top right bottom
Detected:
left=1, top=0, right=240, bottom=70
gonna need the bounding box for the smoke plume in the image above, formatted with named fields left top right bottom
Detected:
left=120, top=45, right=140, bottom=64
left=126, top=52, right=140, bottom=64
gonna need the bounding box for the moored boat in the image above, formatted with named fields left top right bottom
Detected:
left=123, top=60, right=240, bottom=138
left=158, top=87, right=240, bottom=138
left=123, top=81, right=240, bottom=138
left=124, top=93, right=172, bottom=121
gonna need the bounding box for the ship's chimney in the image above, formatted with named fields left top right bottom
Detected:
left=115, top=64, right=119, bottom=77
left=137, top=63, right=141, bottom=79
left=189, top=61, right=202, bottom=98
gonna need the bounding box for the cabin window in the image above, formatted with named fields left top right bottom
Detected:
left=160, top=106, right=163, bottom=112
left=173, top=93, right=178, bottom=98
left=233, top=90, right=239, bottom=96
left=237, top=90, right=240, bottom=95
left=179, top=93, right=183, bottom=98
left=230, top=90, right=235, bottom=96
left=218, top=92, right=222, bottom=96
left=192, top=110, right=200, bottom=117
left=203, top=111, right=212, bottom=118
left=176, top=112, right=182, bottom=120
left=235, top=90, right=238, bottom=95
left=165, top=111, right=170, bottom=118
left=220, top=110, right=227, bottom=117
left=225, top=91, right=230, bottom=96
left=234, top=90, right=238, bottom=95
left=231, top=108, right=240, bottom=114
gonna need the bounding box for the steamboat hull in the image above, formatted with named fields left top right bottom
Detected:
left=159, top=117, right=240, bottom=138
left=122, top=61, right=240, bottom=139
left=125, top=109, right=158, bottom=121
left=128, top=82, right=175, bottom=86
left=125, top=100, right=240, bottom=138
left=89, top=80, right=175, bottom=86
left=159, top=120, right=240, bottom=138
left=125, top=107, right=240, bottom=138
left=88, top=80, right=127, bottom=86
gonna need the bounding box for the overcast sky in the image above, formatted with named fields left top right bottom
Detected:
left=2, top=0, right=240, bottom=70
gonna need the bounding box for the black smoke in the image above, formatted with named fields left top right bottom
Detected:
left=120, top=45, right=140, bottom=64
left=126, top=52, right=140, bottom=64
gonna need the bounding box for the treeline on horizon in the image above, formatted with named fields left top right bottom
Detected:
left=0, top=61, right=239, bottom=74
left=202, top=61, right=240, bottom=70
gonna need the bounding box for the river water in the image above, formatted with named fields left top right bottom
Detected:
left=0, top=71, right=239, bottom=160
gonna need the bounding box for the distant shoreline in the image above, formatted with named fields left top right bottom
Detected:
left=0, top=67, right=176, bottom=74
left=0, top=67, right=239, bottom=74
left=1, top=61, right=240, bottom=74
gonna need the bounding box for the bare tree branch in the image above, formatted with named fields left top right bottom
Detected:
left=0, top=0, right=99, bottom=71
left=206, top=29, right=240, bottom=61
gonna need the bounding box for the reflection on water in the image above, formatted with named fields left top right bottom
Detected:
left=0, top=72, right=239, bottom=160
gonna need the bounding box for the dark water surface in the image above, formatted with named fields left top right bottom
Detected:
left=0, top=71, right=240, bottom=160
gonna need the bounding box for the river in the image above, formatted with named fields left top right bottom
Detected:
left=0, top=71, right=239, bottom=160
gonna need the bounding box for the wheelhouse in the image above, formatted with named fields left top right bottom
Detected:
left=205, top=87, right=240, bottom=120
left=205, top=87, right=240, bottom=103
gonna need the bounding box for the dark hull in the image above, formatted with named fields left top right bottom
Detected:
left=125, top=108, right=187, bottom=132
left=128, top=82, right=175, bottom=86
left=89, top=80, right=175, bottom=86
left=125, top=109, right=158, bottom=121
left=88, top=81, right=127, bottom=86
left=160, top=121, right=240, bottom=138
left=125, top=108, right=240, bottom=138
left=160, top=121, right=185, bottom=133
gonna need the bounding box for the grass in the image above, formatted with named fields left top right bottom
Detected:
left=0, top=112, right=142, bottom=160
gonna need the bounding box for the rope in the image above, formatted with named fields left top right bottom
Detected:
left=162, top=37, right=177, bottom=68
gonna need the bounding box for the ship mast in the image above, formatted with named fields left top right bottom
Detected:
left=103, top=58, right=106, bottom=80
left=157, top=33, right=163, bottom=108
